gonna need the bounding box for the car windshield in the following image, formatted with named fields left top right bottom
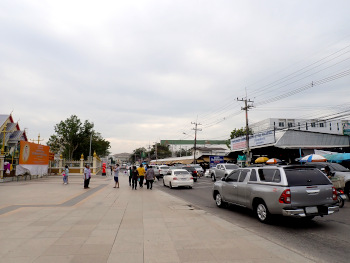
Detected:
left=329, top=163, right=349, bottom=172
left=160, top=167, right=169, bottom=169
left=284, top=168, right=331, bottom=186
left=224, top=164, right=238, bottom=169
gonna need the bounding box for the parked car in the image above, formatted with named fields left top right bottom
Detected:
left=163, top=169, right=194, bottom=189
left=181, top=166, right=198, bottom=182
left=209, top=163, right=239, bottom=181
left=212, top=165, right=339, bottom=223
left=304, top=162, right=350, bottom=198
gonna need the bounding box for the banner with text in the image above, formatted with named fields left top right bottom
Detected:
left=209, top=156, right=224, bottom=168
left=230, top=130, right=275, bottom=151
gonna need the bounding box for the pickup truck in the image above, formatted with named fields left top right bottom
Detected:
left=209, top=163, right=239, bottom=181
left=212, top=165, right=339, bottom=223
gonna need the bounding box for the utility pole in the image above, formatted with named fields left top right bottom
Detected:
left=153, top=142, right=158, bottom=164
left=191, top=121, right=202, bottom=164
left=237, top=96, right=254, bottom=166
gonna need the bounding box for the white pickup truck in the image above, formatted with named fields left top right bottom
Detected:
left=209, top=163, right=239, bottom=181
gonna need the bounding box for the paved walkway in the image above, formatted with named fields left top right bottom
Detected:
left=0, top=173, right=314, bottom=263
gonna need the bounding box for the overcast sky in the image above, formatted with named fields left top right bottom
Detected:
left=2, top=0, right=350, bottom=154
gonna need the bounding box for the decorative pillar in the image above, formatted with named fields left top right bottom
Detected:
left=80, top=154, right=84, bottom=174
left=0, top=152, right=4, bottom=182
left=92, top=151, right=97, bottom=175
left=59, top=154, right=63, bottom=175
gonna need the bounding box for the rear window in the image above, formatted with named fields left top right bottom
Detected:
left=224, top=164, right=239, bottom=169
left=284, top=168, right=331, bottom=186
left=160, top=167, right=169, bottom=170
left=183, top=167, right=195, bottom=171
left=174, top=171, right=189, bottom=175
left=258, top=169, right=281, bottom=183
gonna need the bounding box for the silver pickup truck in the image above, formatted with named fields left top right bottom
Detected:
left=212, top=165, right=339, bottom=223
left=209, top=163, right=239, bottom=181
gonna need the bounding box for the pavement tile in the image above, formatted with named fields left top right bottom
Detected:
left=32, top=255, right=74, bottom=263
left=107, top=252, right=143, bottom=263
left=176, top=248, right=216, bottom=262
left=71, top=254, right=109, bottom=263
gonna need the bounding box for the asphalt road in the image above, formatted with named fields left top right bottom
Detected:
left=154, top=177, right=350, bottom=263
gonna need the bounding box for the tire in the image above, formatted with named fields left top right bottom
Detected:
left=215, top=192, right=225, bottom=208
left=188, top=186, right=192, bottom=189
left=211, top=174, right=216, bottom=182
left=194, top=179, right=197, bottom=182
left=163, top=179, right=166, bottom=186
left=255, top=201, right=271, bottom=223
left=169, top=182, right=173, bottom=189
left=337, top=196, right=345, bottom=208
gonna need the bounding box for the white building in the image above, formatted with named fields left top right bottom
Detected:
left=251, top=118, right=349, bottom=135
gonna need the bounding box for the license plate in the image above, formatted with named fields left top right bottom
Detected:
left=305, top=206, right=318, bottom=214
left=181, top=178, right=187, bottom=181
left=340, top=195, right=347, bottom=199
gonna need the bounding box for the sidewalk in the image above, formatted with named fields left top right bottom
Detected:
left=0, top=173, right=314, bottom=263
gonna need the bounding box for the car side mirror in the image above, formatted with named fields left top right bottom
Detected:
left=221, top=177, right=226, bottom=181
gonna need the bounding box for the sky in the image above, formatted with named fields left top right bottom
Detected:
left=1, top=0, right=350, bottom=154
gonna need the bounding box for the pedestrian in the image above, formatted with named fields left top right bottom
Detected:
left=113, top=164, right=120, bottom=188
left=145, top=165, right=155, bottom=190
left=110, top=165, right=113, bottom=176
left=63, top=165, right=69, bottom=184
left=131, top=166, right=139, bottom=190
left=129, top=166, right=132, bottom=187
left=137, top=164, right=146, bottom=188
left=84, top=164, right=91, bottom=189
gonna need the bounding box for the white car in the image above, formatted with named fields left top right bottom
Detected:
left=163, top=169, right=194, bottom=189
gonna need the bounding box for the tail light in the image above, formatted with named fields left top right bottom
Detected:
left=279, top=189, right=291, bottom=204
left=338, top=189, right=344, bottom=194
left=173, top=177, right=178, bottom=180
left=190, top=177, right=193, bottom=180
left=332, top=187, right=337, bottom=200
left=194, top=171, right=197, bottom=174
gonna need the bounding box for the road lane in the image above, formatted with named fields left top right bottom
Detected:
left=155, top=177, right=350, bottom=263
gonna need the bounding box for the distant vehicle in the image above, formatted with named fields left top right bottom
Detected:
left=181, top=166, right=198, bottom=182
left=213, top=165, right=339, bottom=223
left=163, top=169, right=193, bottom=189
left=304, top=162, right=350, bottom=199
left=210, top=163, right=239, bottom=181
left=191, top=164, right=204, bottom=176
left=152, top=165, right=169, bottom=180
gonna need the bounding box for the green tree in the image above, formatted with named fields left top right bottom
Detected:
left=47, top=115, right=111, bottom=160
left=130, top=147, right=147, bottom=163
left=149, top=143, right=172, bottom=159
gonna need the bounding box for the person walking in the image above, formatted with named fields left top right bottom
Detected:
left=129, top=166, right=132, bottom=187
left=137, top=164, right=146, bottom=188
left=145, top=166, right=155, bottom=190
left=84, top=164, right=91, bottom=189
left=63, top=165, right=69, bottom=184
left=131, top=166, right=139, bottom=190
left=113, top=164, right=120, bottom=188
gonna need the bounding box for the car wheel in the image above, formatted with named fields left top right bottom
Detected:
left=215, top=192, right=225, bottom=208
left=211, top=174, right=216, bottom=182
left=163, top=179, right=166, bottom=186
left=194, top=179, right=197, bottom=182
left=169, top=182, right=173, bottom=189
left=188, top=186, right=192, bottom=189
left=255, top=201, right=271, bottom=223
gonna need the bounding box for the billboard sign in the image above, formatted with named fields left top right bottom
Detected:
left=230, top=130, right=275, bottom=151
left=19, top=141, right=50, bottom=165
left=209, top=156, right=224, bottom=168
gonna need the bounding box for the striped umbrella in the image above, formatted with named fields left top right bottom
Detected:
left=300, top=154, right=327, bottom=163
left=266, top=158, right=282, bottom=164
